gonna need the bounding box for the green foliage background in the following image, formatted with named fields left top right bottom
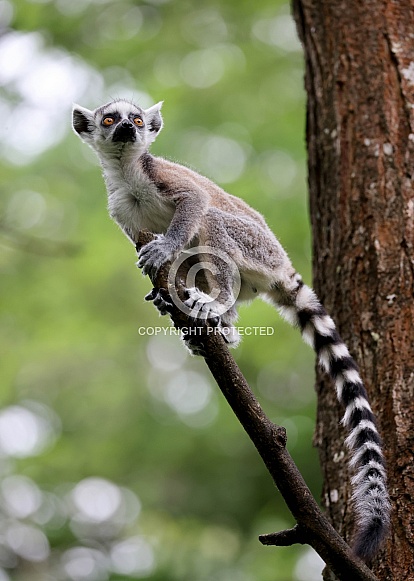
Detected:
left=0, top=0, right=323, bottom=579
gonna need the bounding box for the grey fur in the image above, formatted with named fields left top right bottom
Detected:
left=72, top=99, right=390, bottom=560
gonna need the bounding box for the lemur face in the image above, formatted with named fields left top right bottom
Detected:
left=98, top=101, right=145, bottom=144
left=72, top=99, right=163, bottom=152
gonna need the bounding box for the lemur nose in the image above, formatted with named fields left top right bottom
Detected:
left=121, top=119, right=134, bottom=128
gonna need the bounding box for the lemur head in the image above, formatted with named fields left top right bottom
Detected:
left=72, top=99, right=163, bottom=155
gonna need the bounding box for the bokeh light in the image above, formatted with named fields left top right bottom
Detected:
left=5, top=523, right=49, bottom=563
left=294, top=547, right=325, bottom=580
left=0, top=403, right=59, bottom=458
left=110, top=536, right=155, bottom=577
left=1, top=476, right=42, bottom=519
left=71, top=478, right=122, bottom=524
left=0, top=30, right=102, bottom=164
left=62, top=547, right=108, bottom=581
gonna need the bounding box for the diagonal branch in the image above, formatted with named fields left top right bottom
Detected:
left=136, top=230, right=379, bottom=581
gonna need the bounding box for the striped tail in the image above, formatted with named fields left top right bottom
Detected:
left=274, top=276, right=391, bottom=560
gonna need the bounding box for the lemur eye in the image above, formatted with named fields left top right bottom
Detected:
left=102, top=117, right=115, bottom=126
left=134, top=117, right=144, bottom=127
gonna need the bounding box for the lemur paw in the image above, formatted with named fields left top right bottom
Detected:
left=145, top=287, right=173, bottom=316
left=183, top=287, right=221, bottom=324
left=137, top=235, right=174, bottom=278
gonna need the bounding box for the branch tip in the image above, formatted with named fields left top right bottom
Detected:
left=259, top=525, right=306, bottom=547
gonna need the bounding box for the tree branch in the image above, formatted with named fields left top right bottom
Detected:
left=136, top=230, right=379, bottom=581
left=259, top=525, right=307, bottom=547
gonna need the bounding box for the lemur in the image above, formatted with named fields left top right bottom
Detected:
left=72, top=98, right=390, bottom=560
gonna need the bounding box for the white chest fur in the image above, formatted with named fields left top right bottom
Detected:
left=101, top=153, right=174, bottom=240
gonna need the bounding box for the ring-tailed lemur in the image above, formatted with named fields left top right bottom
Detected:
left=72, top=98, right=390, bottom=560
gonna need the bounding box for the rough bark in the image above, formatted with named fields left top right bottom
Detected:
left=292, top=1, right=414, bottom=579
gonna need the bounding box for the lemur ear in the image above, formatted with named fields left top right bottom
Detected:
left=144, top=101, right=163, bottom=134
left=72, top=105, right=95, bottom=138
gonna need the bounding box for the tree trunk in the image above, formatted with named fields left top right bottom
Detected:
left=292, top=1, right=414, bottom=579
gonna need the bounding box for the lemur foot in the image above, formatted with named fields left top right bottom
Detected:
left=145, top=287, right=173, bottom=316
left=184, top=287, right=240, bottom=352
left=183, top=287, right=221, bottom=325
